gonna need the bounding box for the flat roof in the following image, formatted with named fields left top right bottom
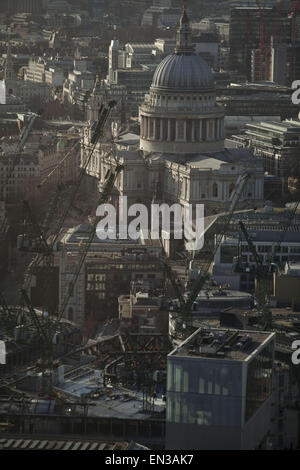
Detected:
left=169, top=327, right=274, bottom=362
left=64, top=224, right=141, bottom=246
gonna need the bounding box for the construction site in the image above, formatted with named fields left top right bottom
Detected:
left=0, top=113, right=298, bottom=445
left=1, top=1, right=300, bottom=450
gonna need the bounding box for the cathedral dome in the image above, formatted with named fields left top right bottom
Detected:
left=139, top=1, right=224, bottom=155
left=151, top=53, right=214, bottom=92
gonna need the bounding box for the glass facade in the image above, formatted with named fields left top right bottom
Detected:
left=167, top=339, right=274, bottom=429
left=245, top=341, right=274, bottom=422
left=167, top=359, right=243, bottom=427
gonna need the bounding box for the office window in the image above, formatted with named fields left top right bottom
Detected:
left=199, top=377, right=205, bottom=393
left=245, top=341, right=273, bottom=422
left=174, top=365, right=182, bottom=392
left=174, top=398, right=181, bottom=423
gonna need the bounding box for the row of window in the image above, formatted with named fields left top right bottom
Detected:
left=151, top=94, right=214, bottom=102
left=86, top=273, right=157, bottom=290
left=86, top=264, right=158, bottom=271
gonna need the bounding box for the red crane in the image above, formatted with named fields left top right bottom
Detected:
left=255, top=0, right=284, bottom=81
left=266, top=0, right=284, bottom=81
left=256, top=0, right=266, bottom=81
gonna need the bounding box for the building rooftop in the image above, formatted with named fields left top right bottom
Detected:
left=195, top=289, right=252, bottom=301
left=223, top=229, right=300, bottom=244
left=169, top=327, right=274, bottom=362
left=246, top=119, right=300, bottom=133
left=62, top=224, right=162, bottom=252
left=155, top=147, right=256, bottom=169
left=63, top=224, right=141, bottom=246
left=115, top=132, right=139, bottom=147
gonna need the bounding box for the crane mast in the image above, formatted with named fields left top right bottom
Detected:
left=168, top=172, right=251, bottom=338
left=2, top=101, right=120, bottom=396
left=238, top=221, right=272, bottom=330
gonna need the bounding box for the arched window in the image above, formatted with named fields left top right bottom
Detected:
left=213, top=182, right=218, bottom=198
left=68, top=307, right=74, bottom=322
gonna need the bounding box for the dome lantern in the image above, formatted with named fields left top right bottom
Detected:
left=175, top=0, right=194, bottom=55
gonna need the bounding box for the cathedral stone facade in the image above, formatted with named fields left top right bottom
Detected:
left=83, top=4, right=264, bottom=215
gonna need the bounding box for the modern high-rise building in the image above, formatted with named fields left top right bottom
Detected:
left=229, top=5, right=290, bottom=80
left=166, top=327, right=275, bottom=450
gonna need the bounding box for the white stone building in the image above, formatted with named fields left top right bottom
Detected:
left=24, top=58, right=65, bottom=87
left=1, top=44, right=51, bottom=103
left=82, top=5, right=264, bottom=215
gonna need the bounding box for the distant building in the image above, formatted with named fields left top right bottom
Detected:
left=217, top=82, right=300, bottom=136
left=229, top=5, right=290, bottom=80
left=118, top=292, right=167, bottom=334
left=46, top=0, right=71, bottom=14
left=25, top=58, right=65, bottom=87
left=213, top=217, right=300, bottom=292
left=193, top=33, right=221, bottom=71
left=1, top=44, right=52, bottom=104
left=59, top=225, right=163, bottom=325
left=63, top=60, right=96, bottom=118
left=0, top=0, right=47, bottom=14
left=38, top=132, right=81, bottom=189
left=91, top=0, right=104, bottom=17
left=273, top=262, right=300, bottom=310
left=0, top=150, right=39, bottom=201
left=141, top=3, right=183, bottom=28
left=166, top=327, right=275, bottom=449
left=226, top=119, right=300, bottom=178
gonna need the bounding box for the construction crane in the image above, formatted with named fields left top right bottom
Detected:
left=20, top=162, right=123, bottom=395
left=17, top=113, right=123, bottom=396
left=0, top=100, right=119, bottom=390
left=236, top=221, right=274, bottom=330
left=266, top=0, right=284, bottom=81
left=0, top=291, right=16, bottom=331
left=254, top=0, right=284, bottom=81
left=57, top=161, right=124, bottom=323
left=168, top=172, right=251, bottom=338
left=232, top=195, right=300, bottom=329
left=16, top=113, right=38, bottom=153
left=17, top=200, right=52, bottom=254
left=18, top=102, right=116, bottom=291
left=163, top=261, right=185, bottom=310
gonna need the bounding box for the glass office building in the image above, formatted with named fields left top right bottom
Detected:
left=166, top=328, right=275, bottom=449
